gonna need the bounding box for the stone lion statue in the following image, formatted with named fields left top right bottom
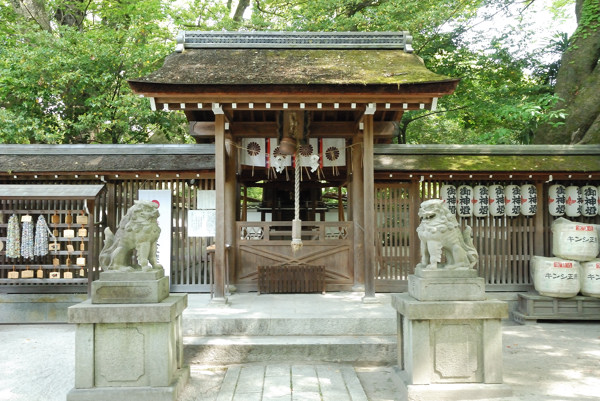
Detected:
left=416, top=199, right=478, bottom=270
left=99, top=200, right=163, bottom=272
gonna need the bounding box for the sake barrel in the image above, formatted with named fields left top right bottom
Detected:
left=489, top=185, right=505, bottom=216
left=473, top=185, right=489, bottom=217
left=440, top=184, right=457, bottom=215
left=520, top=184, right=537, bottom=216
left=531, top=256, right=581, bottom=298
left=504, top=185, right=521, bottom=217
left=565, top=185, right=582, bottom=217
left=581, top=260, right=600, bottom=298
left=548, top=184, right=566, bottom=216
left=457, top=185, right=474, bottom=217
left=552, top=217, right=599, bottom=261
left=581, top=185, right=599, bottom=217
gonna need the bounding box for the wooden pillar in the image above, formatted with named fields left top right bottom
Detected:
left=363, top=112, right=376, bottom=300
left=409, top=180, right=421, bottom=269
left=225, top=135, right=237, bottom=293
left=352, top=134, right=365, bottom=288
left=213, top=111, right=227, bottom=302
left=534, top=181, right=545, bottom=256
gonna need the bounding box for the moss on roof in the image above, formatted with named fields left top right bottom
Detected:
left=374, top=155, right=600, bottom=173
left=132, top=49, right=455, bottom=86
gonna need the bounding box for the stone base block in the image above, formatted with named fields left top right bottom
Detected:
left=92, top=276, right=169, bottom=304
left=68, top=294, right=188, bottom=400
left=408, top=274, right=485, bottom=301
left=67, top=366, right=189, bottom=401
left=396, top=369, right=512, bottom=401
left=392, top=294, right=508, bottom=390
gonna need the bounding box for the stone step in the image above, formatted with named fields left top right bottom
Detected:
left=183, top=335, right=397, bottom=365
left=183, top=315, right=397, bottom=337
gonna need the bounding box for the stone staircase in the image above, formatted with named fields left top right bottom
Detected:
left=181, top=293, right=398, bottom=366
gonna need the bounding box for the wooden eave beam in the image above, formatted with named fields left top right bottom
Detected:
left=129, top=82, right=458, bottom=107
left=191, top=121, right=396, bottom=138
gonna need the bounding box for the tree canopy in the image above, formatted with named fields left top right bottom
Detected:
left=0, top=0, right=590, bottom=144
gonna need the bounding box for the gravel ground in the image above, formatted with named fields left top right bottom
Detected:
left=0, top=321, right=599, bottom=401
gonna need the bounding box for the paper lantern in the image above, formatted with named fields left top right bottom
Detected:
left=548, top=184, right=566, bottom=216
left=520, top=184, right=537, bottom=216
left=457, top=185, right=474, bottom=217
left=440, top=184, right=457, bottom=214
left=504, top=185, right=521, bottom=217
left=581, top=185, right=599, bottom=217
left=565, top=185, right=582, bottom=217
left=473, top=185, right=489, bottom=217
left=488, top=185, right=505, bottom=216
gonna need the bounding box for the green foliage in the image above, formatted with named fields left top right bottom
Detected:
left=0, top=0, right=190, bottom=144
left=0, top=0, right=579, bottom=145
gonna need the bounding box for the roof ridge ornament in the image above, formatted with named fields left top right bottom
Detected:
left=175, top=31, right=413, bottom=53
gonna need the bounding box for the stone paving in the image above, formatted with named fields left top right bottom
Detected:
left=1, top=293, right=600, bottom=401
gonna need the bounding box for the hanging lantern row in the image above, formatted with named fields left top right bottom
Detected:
left=548, top=185, right=599, bottom=217
left=440, top=184, right=538, bottom=217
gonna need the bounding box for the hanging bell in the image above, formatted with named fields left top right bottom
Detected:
left=279, top=136, right=296, bottom=155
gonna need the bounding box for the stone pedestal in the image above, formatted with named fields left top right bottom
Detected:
left=68, top=273, right=189, bottom=401
left=409, top=269, right=485, bottom=301
left=393, top=271, right=511, bottom=401
left=92, top=270, right=169, bottom=304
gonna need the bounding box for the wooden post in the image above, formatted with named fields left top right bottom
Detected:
left=534, top=181, right=545, bottom=256
left=363, top=112, right=376, bottom=300
left=225, top=135, right=237, bottom=294
left=409, top=180, right=420, bottom=270
left=213, top=111, right=227, bottom=302
left=351, top=133, right=365, bottom=289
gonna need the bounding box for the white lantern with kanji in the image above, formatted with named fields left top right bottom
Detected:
left=565, top=185, right=582, bottom=217
left=581, top=185, right=599, bottom=217
left=473, top=185, right=489, bottom=217
left=489, top=185, right=505, bottom=216
left=440, top=184, right=457, bottom=215
left=457, top=185, right=474, bottom=217
left=520, top=184, right=537, bottom=216
left=548, top=184, right=566, bottom=216
left=504, top=185, right=521, bottom=217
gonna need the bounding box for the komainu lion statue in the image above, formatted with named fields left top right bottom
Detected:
left=416, top=199, right=478, bottom=270
left=99, top=200, right=163, bottom=272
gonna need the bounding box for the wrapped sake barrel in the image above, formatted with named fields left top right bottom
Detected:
left=504, top=185, right=521, bottom=217
left=473, top=185, right=489, bottom=217
left=531, top=256, right=581, bottom=298
left=581, top=185, right=599, bottom=217
left=520, top=184, right=537, bottom=216
left=489, top=184, right=505, bottom=216
left=565, top=185, right=582, bottom=217
left=440, top=184, right=457, bottom=215
left=552, top=217, right=599, bottom=261
left=581, top=260, right=600, bottom=298
left=457, top=185, right=474, bottom=217
left=548, top=184, right=566, bottom=216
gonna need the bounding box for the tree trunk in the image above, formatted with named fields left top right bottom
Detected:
left=533, top=0, right=600, bottom=144
left=10, top=0, right=52, bottom=32
left=233, top=0, right=250, bottom=22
